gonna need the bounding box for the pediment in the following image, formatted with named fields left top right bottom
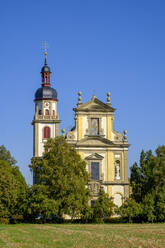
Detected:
left=85, top=153, right=104, bottom=160
left=76, top=136, right=114, bottom=147
left=74, top=97, right=115, bottom=113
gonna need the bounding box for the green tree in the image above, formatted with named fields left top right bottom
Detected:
left=154, top=187, right=165, bottom=222
left=29, top=137, right=90, bottom=220
left=118, top=198, right=142, bottom=223
left=0, top=160, right=18, bottom=218
left=141, top=192, right=156, bottom=223
left=81, top=205, right=93, bottom=223
left=0, top=145, right=16, bottom=166
left=26, top=185, right=58, bottom=222
left=130, top=150, right=155, bottom=203
left=130, top=145, right=165, bottom=223
left=154, top=146, right=165, bottom=187
left=0, top=146, right=28, bottom=221
left=92, top=189, right=114, bottom=222
left=130, top=162, right=143, bottom=203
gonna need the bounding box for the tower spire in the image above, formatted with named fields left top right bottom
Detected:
left=41, top=48, right=51, bottom=87
left=44, top=51, right=47, bottom=65
left=44, top=41, right=48, bottom=65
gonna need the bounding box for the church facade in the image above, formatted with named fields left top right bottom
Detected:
left=32, top=54, right=130, bottom=207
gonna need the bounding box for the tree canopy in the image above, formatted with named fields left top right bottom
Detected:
left=0, top=145, right=28, bottom=221
left=92, top=189, right=114, bottom=221
left=29, top=137, right=90, bottom=220
left=125, top=145, right=165, bottom=222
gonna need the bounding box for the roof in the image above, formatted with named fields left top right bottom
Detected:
left=73, top=95, right=115, bottom=113
left=75, top=135, right=129, bottom=148
left=35, top=86, right=57, bottom=100
left=41, top=64, right=51, bottom=73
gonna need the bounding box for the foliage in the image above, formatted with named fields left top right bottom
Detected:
left=0, top=217, right=9, bottom=224
left=92, top=189, right=114, bottom=222
left=26, top=184, right=58, bottom=222
left=81, top=206, right=94, bottom=223
left=154, top=187, right=165, bottom=222
left=117, top=198, right=142, bottom=223
left=141, top=192, right=156, bottom=223
left=81, top=189, right=115, bottom=223
left=29, top=137, right=90, bottom=220
left=154, top=146, right=165, bottom=187
left=130, top=150, right=155, bottom=203
left=0, top=145, right=28, bottom=220
left=0, top=160, right=18, bottom=217
left=0, top=145, right=16, bottom=166
left=129, top=145, right=165, bottom=222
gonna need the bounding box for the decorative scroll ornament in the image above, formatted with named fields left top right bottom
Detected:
left=89, top=182, right=101, bottom=195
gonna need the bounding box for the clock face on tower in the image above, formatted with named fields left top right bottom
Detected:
left=44, top=102, right=50, bottom=107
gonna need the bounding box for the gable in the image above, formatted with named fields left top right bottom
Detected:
left=76, top=136, right=115, bottom=147
left=73, top=96, right=115, bottom=113
left=85, top=153, right=104, bottom=160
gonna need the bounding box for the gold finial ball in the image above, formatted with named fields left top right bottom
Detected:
left=44, top=51, right=47, bottom=56
left=78, top=91, right=82, bottom=96
left=107, top=92, right=110, bottom=97
left=62, top=128, right=65, bottom=133
left=124, top=130, right=127, bottom=135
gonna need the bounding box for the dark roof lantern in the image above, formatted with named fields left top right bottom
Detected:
left=41, top=64, right=51, bottom=73
left=41, top=51, right=51, bottom=86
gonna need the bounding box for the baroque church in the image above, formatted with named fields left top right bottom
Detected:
left=32, top=52, right=130, bottom=207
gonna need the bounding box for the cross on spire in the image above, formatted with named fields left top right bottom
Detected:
left=43, top=41, right=48, bottom=54
left=43, top=41, right=48, bottom=65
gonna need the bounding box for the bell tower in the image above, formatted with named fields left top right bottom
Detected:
left=32, top=51, right=61, bottom=158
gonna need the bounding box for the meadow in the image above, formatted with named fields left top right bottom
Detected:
left=0, top=223, right=165, bottom=248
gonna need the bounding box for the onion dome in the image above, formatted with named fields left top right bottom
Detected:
left=35, top=86, right=57, bottom=100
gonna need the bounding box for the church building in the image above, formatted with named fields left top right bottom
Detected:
left=32, top=53, right=130, bottom=207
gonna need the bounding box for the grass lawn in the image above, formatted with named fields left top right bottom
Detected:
left=0, top=223, right=165, bottom=248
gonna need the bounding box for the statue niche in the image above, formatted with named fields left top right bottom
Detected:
left=115, top=160, right=120, bottom=180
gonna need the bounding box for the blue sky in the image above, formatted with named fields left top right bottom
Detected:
left=1, top=0, right=165, bottom=185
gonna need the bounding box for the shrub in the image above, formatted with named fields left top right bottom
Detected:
left=0, top=218, right=9, bottom=224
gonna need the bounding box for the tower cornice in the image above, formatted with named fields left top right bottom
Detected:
left=32, top=119, right=61, bottom=125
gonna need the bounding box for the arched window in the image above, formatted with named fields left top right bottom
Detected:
left=113, top=193, right=123, bottom=207
left=45, top=109, right=49, bottom=115
left=53, top=110, right=55, bottom=116
left=44, top=127, right=50, bottom=139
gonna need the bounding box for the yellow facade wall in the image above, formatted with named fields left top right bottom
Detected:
left=107, top=116, right=112, bottom=140
left=122, top=151, right=124, bottom=181
left=107, top=151, right=114, bottom=181
left=107, top=185, right=112, bottom=198
left=78, top=151, right=84, bottom=160
left=77, top=116, right=83, bottom=140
